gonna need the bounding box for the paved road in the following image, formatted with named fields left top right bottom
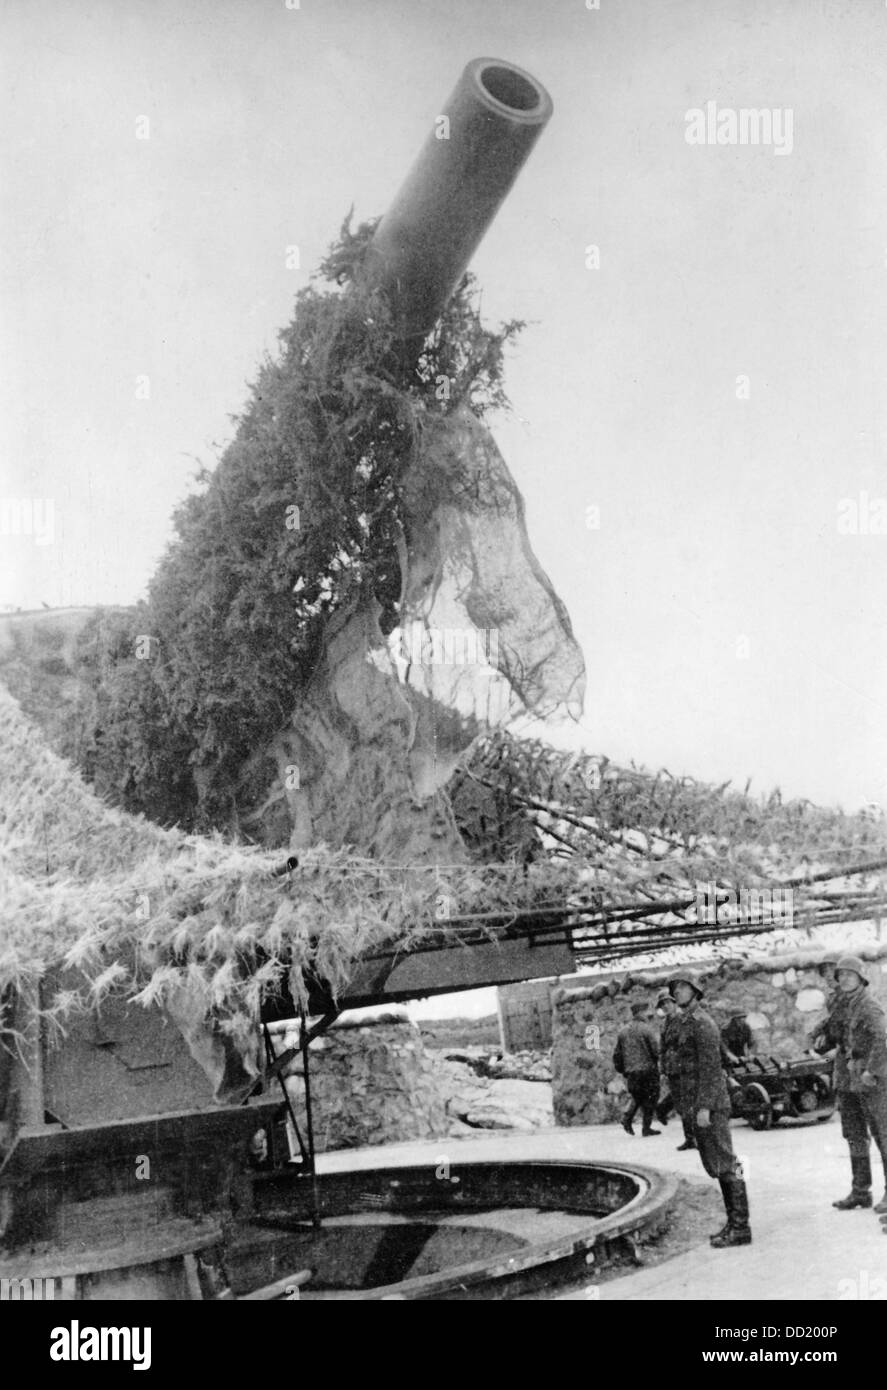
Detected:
left=316, top=1118, right=887, bottom=1299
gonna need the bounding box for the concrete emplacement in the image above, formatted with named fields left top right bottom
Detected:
left=0, top=1103, right=676, bottom=1299
left=233, top=1158, right=677, bottom=1300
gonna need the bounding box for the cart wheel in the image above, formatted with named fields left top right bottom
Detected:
left=742, top=1081, right=773, bottom=1130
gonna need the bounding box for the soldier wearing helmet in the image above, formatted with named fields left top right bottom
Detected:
left=655, top=989, right=696, bottom=1150
left=830, top=956, right=887, bottom=1214
left=668, top=972, right=752, bottom=1247
left=808, top=949, right=846, bottom=1059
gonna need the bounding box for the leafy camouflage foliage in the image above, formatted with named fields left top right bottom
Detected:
left=69, top=215, right=525, bottom=829
left=3, top=681, right=886, bottom=1051
left=452, top=729, right=887, bottom=889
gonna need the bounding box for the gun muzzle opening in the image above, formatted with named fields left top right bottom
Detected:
left=365, top=57, right=553, bottom=355
left=477, top=63, right=545, bottom=114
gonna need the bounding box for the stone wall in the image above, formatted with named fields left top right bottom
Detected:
left=278, top=1012, right=450, bottom=1151
left=551, top=943, right=887, bottom=1128
left=275, top=1012, right=557, bottom=1148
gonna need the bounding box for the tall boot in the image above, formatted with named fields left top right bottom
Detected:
left=709, top=1178, right=733, bottom=1243
left=833, top=1154, right=873, bottom=1209
left=656, top=1089, right=674, bottom=1126
left=676, top=1114, right=696, bottom=1151
left=711, top=1177, right=752, bottom=1248
left=641, top=1104, right=661, bottom=1137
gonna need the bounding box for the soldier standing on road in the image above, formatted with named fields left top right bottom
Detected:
left=655, top=991, right=696, bottom=1151
left=613, top=1001, right=661, bottom=1137
left=669, top=973, right=752, bottom=1248
left=829, top=956, right=887, bottom=1215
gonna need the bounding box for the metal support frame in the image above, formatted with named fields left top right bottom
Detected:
left=250, top=1010, right=338, bottom=1228
left=15, top=980, right=44, bottom=1128
left=261, top=1023, right=310, bottom=1170
left=298, top=1004, right=323, bottom=1230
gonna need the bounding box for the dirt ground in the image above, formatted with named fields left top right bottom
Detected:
left=536, top=1176, right=722, bottom=1299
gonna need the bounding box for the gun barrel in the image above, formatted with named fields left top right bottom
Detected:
left=367, top=57, right=553, bottom=357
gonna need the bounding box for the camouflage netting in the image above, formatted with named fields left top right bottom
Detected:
left=2, top=213, right=886, bottom=1100
left=233, top=404, right=586, bottom=860
left=3, top=674, right=887, bottom=1102
left=0, top=217, right=585, bottom=865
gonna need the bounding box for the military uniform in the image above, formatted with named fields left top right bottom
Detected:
left=834, top=981, right=887, bottom=1208
left=674, top=1004, right=741, bottom=1180
left=613, top=1017, right=660, bottom=1135
left=661, top=1010, right=683, bottom=1105
left=819, top=956, right=887, bottom=1211
left=721, top=1015, right=754, bottom=1062
left=668, top=974, right=751, bottom=1247
left=658, top=1009, right=696, bottom=1148
left=808, top=951, right=845, bottom=1057
left=810, top=986, right=850, bottom=1086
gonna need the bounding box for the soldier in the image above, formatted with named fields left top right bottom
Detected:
left=808, top=949, right=842, bottom=1055
left=830, top=956, right=887, bottom=1214
left=818, top=950, right=841, bottom=992
left=721, top=1009, right=754, bottom=1064
left=669, top=973, right=752, bottom=1247
left=655, top=990, right=697, bottom=1150
left=613, top=1001, right=661, bottom=1137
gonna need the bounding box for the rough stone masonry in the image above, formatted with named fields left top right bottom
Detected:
left=550, top=944, right=887, bottom=1128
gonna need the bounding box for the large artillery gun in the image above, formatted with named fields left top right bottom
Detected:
left=0, top=57, right=568, bottom=1300
left=365, top=57, right=552, bottom=360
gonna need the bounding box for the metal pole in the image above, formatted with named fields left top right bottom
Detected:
left=261, top=1024, right=309, bottom=1167
left=299, top=1005, right=322, bottom=1231
left=16, top=979, right=44, bottom=1127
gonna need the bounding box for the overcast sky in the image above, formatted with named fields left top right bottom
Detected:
left=2, top=0, right=886, bottom=813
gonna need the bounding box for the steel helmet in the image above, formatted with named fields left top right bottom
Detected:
left=668, top=973, right=704, bottom=999
left=835, top=955, right=869, bottom=985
